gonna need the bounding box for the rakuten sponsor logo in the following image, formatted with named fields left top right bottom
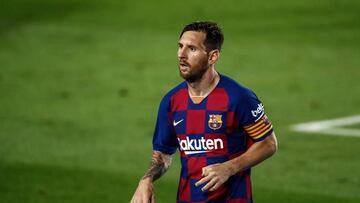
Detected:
left=177, top=137, right=224, bottom=155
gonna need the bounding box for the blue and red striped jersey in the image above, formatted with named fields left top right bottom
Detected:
left=152, top=74, right=273, bottom=203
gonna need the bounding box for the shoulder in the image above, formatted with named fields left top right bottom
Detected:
left=162, top=81, right=187, bottom=101
left=218, top=74, right=258, bottom=104
left=159, top=81, right=187, bottom=108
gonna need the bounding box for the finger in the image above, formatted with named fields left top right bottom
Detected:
left=130, top=195, right=139, bottom=203
left=202, top=167, right=208, bottom=176
left=201, top=177, right=218, bottom=191
left=195, top=175, right=212, bottom=187
left=209, top=181, right=222, bottom=192
left=142, top=193, right=150, bottom=203
left=151, top=193, right=155, bottom=203
left=202, top=164, right=219, bottom=176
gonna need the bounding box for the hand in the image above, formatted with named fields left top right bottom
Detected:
left=195, top=163, right=233, bottom=192
left=130, top=178, right=155, bottom=203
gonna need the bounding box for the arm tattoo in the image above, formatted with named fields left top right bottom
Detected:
left=142, top=151, right=172, bottom=181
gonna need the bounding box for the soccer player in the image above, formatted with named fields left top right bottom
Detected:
left=130, top=21, right=278, bottom=203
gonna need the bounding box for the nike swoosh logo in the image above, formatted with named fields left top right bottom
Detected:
left=173, top=119, right=184, bottom=127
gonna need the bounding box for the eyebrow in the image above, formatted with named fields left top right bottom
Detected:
left=178, top=42, right=198, bottom=48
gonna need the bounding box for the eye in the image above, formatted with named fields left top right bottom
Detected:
left=189, top=46, right=196, bottom=52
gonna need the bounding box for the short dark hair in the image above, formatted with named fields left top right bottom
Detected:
left=180, top=21, right=224, bottom=52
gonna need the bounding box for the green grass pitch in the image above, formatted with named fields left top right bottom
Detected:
left=1, top=0, right=360, bottom=202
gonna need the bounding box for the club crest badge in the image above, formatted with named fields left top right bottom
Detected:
left=208, top=114, right=223, bottom=130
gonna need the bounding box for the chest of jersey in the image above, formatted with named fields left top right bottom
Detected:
left=169, top=88, right=243, bottom=157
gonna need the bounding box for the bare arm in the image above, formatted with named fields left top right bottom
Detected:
left=142, top=150, right=172, bottom=181
left=226, top=132, right=278, bottom=174
left=196, top=132, right=278, bottom=191
left=130, top=151, right=172, bottom=203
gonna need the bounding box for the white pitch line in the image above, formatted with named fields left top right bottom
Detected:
left=320, top=128, right=360, bottom=137
left=290, top=115, right=360, bottom=137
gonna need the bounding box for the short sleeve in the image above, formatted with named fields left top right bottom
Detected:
left=237, top=88, right=273, bottom=142
left=152, top=96, right=178, bottom=155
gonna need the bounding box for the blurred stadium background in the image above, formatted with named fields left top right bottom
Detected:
left=1, top=0, right=360, bottom=202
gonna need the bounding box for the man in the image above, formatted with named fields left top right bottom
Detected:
left=130, top=21, right=278, bottom=203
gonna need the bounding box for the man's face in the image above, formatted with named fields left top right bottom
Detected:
left=177, top=31, right=209, bottom=82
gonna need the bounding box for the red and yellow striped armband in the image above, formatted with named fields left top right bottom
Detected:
left=243, top=115, right=273, bottom=141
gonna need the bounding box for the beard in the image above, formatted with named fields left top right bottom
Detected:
left=179, top=58, right=209, bottom=83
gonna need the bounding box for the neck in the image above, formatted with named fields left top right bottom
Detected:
left=187, top=66, right=220, bottom=97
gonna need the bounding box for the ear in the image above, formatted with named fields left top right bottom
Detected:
left=208, top=49, right=220, bottom=65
